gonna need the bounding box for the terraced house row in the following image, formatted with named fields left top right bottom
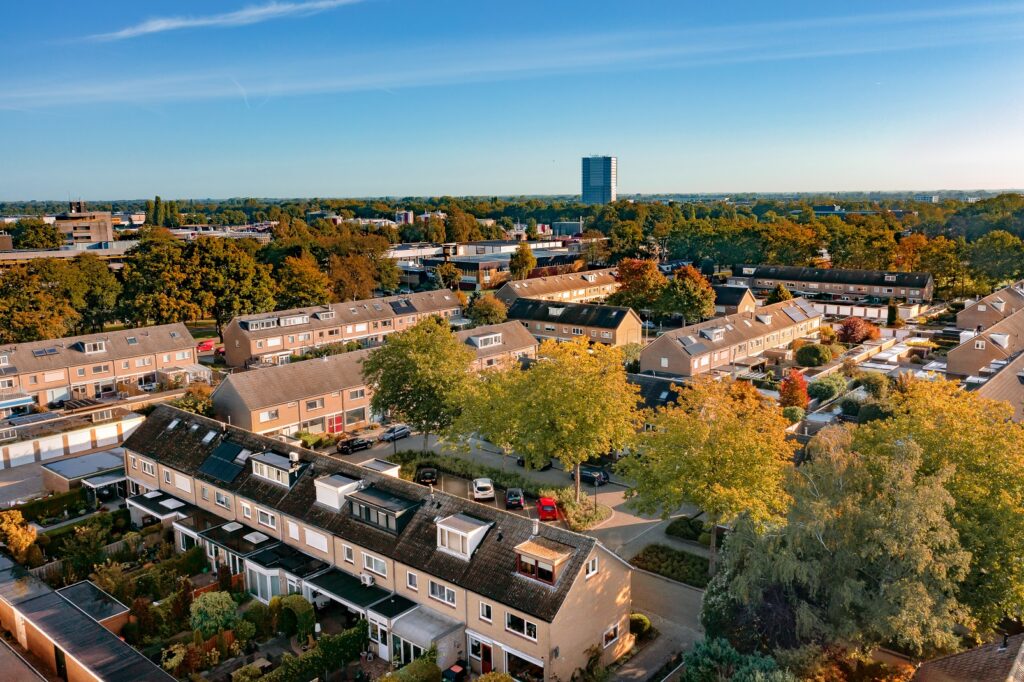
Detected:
left=222, top=289, right=464, bottom=368
left=122, top=406, right=633, bottom=682
left=0, top=324, right=207, bottom=416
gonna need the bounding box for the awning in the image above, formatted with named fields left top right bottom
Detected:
left=82, top=471, right=126, bottom=489
left=306, top=569, right=389, bottom=613
left=0, top=394, right=34, bottom=410
left=392, top=607, right=463, bottom=646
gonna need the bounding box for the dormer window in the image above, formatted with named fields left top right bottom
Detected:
left=83, top=341, right=106, bottom=353
left=515, top=537, right=572, bottom=585
left=470, top=333, right=502, bottom=349
left=436, top=513, right=490, bottom=559
left=884, top=274, right=897, bottom=282
left=518, top=555, right=554, bottom=583
left=0, top=355, right=7, bottom=367
left=251, top=451, right=300, bottom=487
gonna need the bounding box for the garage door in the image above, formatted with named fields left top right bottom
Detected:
left=38, top=435, right=66, bottom=460
left=94, top=424, right=120, bottom=448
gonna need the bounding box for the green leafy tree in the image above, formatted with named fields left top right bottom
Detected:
left=681, top=638, right=793, bottom=682
left=63, top=515, right=112, bottom=579
left=119, top=229, right=203, bottom=326
left=331, top=253, right=378, bottom=301
left=968, top=229, right=1024, bottom=284
left=620, top=378, right=794, bottom=574
left=0, top=265, right=79, bottom=342
left=188, top=237, right=276, bottom=338
left=508, top=242, right=537, bottom=281
left=275, top=253, right=332, bottom=309
left=72, top=254, right=122, bottom=332
left=363, top=317, right=475, bottom=447
left=433, top=261, right=462, bottom=290
left=172, top=384, right=214, bottom=417
left=765, top=283, right=793, bottom=304
left=704, top=426, right=969, bottom=657
left=607, top=259, right=667, bottom=312
left=509, top=339, right=642, bottom=501
left=658, top=265, right=715, bottom=322
left=795, top=344, right=832, bottom=367
left=579, top=230, right=611, bottom=265
left=449, top=367, right=524, bottom=462
left=189, top=591, right=237, bottom=638
left=467, top=294, right=507, bottom=325
left=11, top=218, right=63, bottom=249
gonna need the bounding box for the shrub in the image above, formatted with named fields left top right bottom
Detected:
left=795, top=344, right=832, bottom=367
left=665, top=516, right=704, bottom=542
left=190, top=591, right=237, bottom=638
left=394, top=657, right=442, bottom=682
left=778, top=369, right=809, bottom=409
left=837, top=317, right=881, bottom=344
left=14, top=489, right=88, bottom=523
left=859, top=372, right=890, bottom=400
left=839, top=396, right=863, bottom=417
left=818, top=326, right=838, bottom=344
left=539, top=487, right=610, bottom=531
left=631, top=544, right=710, bottom=588
left=808, top=373, right=847, bottom=401
left=629, top=613, right=652, bottom=639
left=476, top=674, right=515, bottom=682
left=782, top=406, right=805, bottom=424
left=244, top=601, right=273, bottom=640
left=857, top=402, right=888, bottom=423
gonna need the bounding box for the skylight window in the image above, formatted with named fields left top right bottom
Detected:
left=202, top=430, right=218, bottom=444
left=166, top=418, right=181, bottom=431
left=126, top=336, right=138, bottom=345
left=223, top=522, right=243, bottom=532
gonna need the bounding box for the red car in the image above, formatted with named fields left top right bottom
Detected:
left=537, top=497, right=559, bottom=522
left=196, top=339, right=216, bottom=352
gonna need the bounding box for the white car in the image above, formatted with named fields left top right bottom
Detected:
left=471, top=478, right=495, bottom=501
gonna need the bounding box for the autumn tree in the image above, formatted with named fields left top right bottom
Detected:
left=766, top=283, right=793, bottom=304
left=433, top=261, right=462, bottom=291
left=330, top=254, right=377, bottom=301
left=620, top=378, right=794, bottom=573
left=508, top=242, right=537, bottom=281
left=448, top=367, right=524, bottom=461
left=188, top=237, right=276, bottom=337
left=72, top=254, right=122, bottom=332
left=778, top=369, right=809, bottom=409
left=579, top=230, right=611, bottom=265
left=510, top=339, right=643, bottom=501
left=275, top=253, right=332, bottom=309
left=190, top=591, right=237, bottom=638
left=363, top=317, right=475, bottom=448
left=852, top=379, right=1024, bottom=632
left=11, top=217, right=63, bottom=249
left=657, top=265, right=715, bottom=322
left=0, top=265, right=79, bottom=342
left=172, top=384, right=214, bottom=417
left=0, top=511, right=37, bottom=562
left=704, top=426, right=969, bottom=658
left=607, top=258, right=667, bottom=312
left=836, top=317, right=880, bottom=344
left=467, top=294, right=507, bottom=326
left=119, top=229, right=203, bottom=325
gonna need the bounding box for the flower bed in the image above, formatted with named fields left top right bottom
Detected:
left=631, top=544, right=710, bottom=588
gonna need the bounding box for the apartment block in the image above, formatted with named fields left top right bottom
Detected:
left=123, top=407, right=634, bottom=682
left=507, top=299, right=643, bottom=347
left=222, top=290, right=464, bottom=368
left=640, top=297, right=822, bottom=378
left=494, top=269, right=619, bottom=307
left=0, top=323, right=204, bottom=414
left=946, top=308, right=1024, bottom=379
left=956, top=281, right=1024, bottom=331
left=728, top=265, right=934, bottom=303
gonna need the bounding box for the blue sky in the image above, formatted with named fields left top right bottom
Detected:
left=2, top=1, right=1024, bottom=199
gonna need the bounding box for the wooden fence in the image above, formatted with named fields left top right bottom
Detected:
left=29, top=537, right=131, bottom=582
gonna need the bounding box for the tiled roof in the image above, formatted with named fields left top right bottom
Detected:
left=914, top=633, right=1024, bottom=681
left=975, top=351, right=1024, bottom=421
left=456, top=321, right=538, bottom=359
left=507, top=298, right=638, bottom=330
left=627, top=373, right=682, bottom=410
left=123, top=406, right=602, bottom=623
left=734, top=264, right=933, bottom=289
left=711, top=285, right=754, bottom=307
left=496, top=268, right=617, bottom=300
left=0, top=323, right=194, bottom=374
left=213, top=349, right=371, bottom=411
left=958, top=282, right=1024, bottom=328
left=950, top=308, right=1024, bottom=366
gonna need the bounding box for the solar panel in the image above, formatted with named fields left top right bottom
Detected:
left=32, top=349, right=46, bottom=357
left=6, top=412, right=61, bottom=427
left=198, top=440, right=246, bottom=483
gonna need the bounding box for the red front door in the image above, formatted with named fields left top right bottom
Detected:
left=481, top=644, right=493, bottom=674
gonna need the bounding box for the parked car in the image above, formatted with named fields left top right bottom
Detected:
left=416, top=468, right=438, bottom=486
left=516, top=456, right=553, bottom=471
left=337, top=437, right=372, bottom=454
left=378, top=424, right=411, bottom=442
left=471, top=478, right=495, bottom=501
left=214, top=346, right=226, bottom=358
left=571, top=466, right=610, bottom=486
left=505, top=487, right=525, bottom=510
left=196, top=339, right=216, bottom=352
left=537, top=497, right=559, bottom=521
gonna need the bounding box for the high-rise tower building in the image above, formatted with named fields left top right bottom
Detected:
left=581, top=156, right=617, bottom=204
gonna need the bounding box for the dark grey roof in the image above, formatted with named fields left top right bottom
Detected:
left=711, top=285, right=753, bottom=307
left=734, top=264, right=932, bottom=288
left=41, top=450, right=124, bottom=480
left=127, top=490, right=198, bottom=519
left=199, top=522, right=278, bottom=557
left=627, top=374, right=682, bottom=410
left=57, top=580, right=129, bottom=622
left=124, top=406, right=601, bottom=623
left=507, top=298, right=637, bottom=330
left=307, top=568, right=389, bottom=609
left=369, top=594, right=418, bottom=620
left=247, top=544, right=329, bottom=579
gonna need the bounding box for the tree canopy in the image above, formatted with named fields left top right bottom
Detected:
left=508, top=242, right=537, bottom=280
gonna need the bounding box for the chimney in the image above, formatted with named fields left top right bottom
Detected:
left=532, top=519, right=540, bottom=535
left=289, top=451, right=300, bottom=466
left=999, top=633, right=1009, bottom=651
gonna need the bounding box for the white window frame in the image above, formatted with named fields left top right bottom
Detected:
left=257, top=508, right=276, bottom=529
left=287, top=520, right=300, bottom=540
left=479, top=602, right=492, bottom=622
left=586, top=556, right=599, bottom=578
left=241, top=502, right=252, bottom=519
left=363, top=553, right=387, bottom=577
left=603, top=624, right=619, bottom=648
left=428, top=580, right=456, bottom=606
left=343, top=545, right=354, bottom=563
left=505, top=612, right=538, bottom=641
left=407, top=572, right=418, bottom=591
left=141, top=460, right=155, bottom=476
left=130, top=455, right=137, bottom=470
left=215, top=491, right=231, bottom=510
left=163, top=470, right=171, bottom=484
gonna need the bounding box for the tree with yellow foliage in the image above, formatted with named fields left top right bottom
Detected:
left=0, top=510, right=37, bottom=562
left=619, top=377, right=795, bottom=574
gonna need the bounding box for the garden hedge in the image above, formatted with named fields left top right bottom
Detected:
left=631, top=544, right=710, bottom=588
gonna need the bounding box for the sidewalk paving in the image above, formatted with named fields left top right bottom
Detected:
left=613, top=612, right=698, bottom=682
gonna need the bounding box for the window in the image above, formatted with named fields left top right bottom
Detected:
left=201, top=486, right=209, bottom=501
left=571, top=327, right=583, bottom=336
left=92, top=364, right=109, bottom=373
left=163, top=470, right=171, bottom=484
left=975, top=340, right=986, bottom=350
left=349, top=388, right=365, bottom=400
left=257, top=508, right=276, bottom=529
left=176, top=350, right=191, bottom=361
left=438, top=527, right=468, bottom=556
left=345, top=407, right=366, bottom=426
left=428, top=580, right=456, bottom=606
left=135, top=357, right=153, bottom=368
left=174, top=473, right=191, bottom=493
left=130, top=455, right=137, bottom=470
left=604, top=624, right=619, bottom=647
left=215, top=491, right=230, bottom=509
left=586, top=556, right=599, bottom=578
left=343, top=545, right=354, bottom=563
left=518, top=555, right=554, bottom=584
left=83, top=341, right=106, bottom=353
left=0, top=355, right=6, bottom=366
left=287, top=520, right=299, bottom=540
left=407, top=572, right=418, bottom=590
left=469, top=636, right=482, bottom=660
left=259, top=409, right=279, bottom=423
left=241, top=502, right=252, bottom=519
left=660, top=357, right=668, bottom=368
left=479, top=602, right=492, bottom=622
left=76, top=368, right=86, bottom=377
left=363, top=553, right=387, bottom=577
left=0, top=379, right=11, bottom=390
left=505, top=613, right=538, bottom=641
left=121, top=361, right=129, bottom=369
left=306, top=529, right=328, bottom=552
left=141, top=460, right=155, bottom=476
left=305, top=398, right=324, bottom=411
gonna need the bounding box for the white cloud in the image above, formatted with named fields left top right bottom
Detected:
left=88, top=0, right=364, bottom=41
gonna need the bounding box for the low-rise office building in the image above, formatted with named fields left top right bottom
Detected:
left=423, top=252, right=581, bottom=292
left=54, top=201, right=115, bottom=246
left=728, top=265, right=934, bottom=303
left=711, top=285, right=757, bottom=315
left=222, top=290, right=464, bottom=368
left=507, top=299, right=643, bottom=347
left=494, top=269, right=618, bottom=306
left=640, top=297, right=822, bottom=378
left=946, top=307, right=1024, bottom=379
left=956, top=281, right=1024, bottom=331
left=0, top=324, right=203, bottom=412
left=122, top=406, right=634, bottom=682
left=456, top=321, right=539, bottom=370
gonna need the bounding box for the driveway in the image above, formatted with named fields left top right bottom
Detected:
left=0, top=463, right=47, bottom=506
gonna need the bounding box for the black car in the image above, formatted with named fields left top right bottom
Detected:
left=516, top=456, right=553, bottom=471
left=505, top=487, right=525, bottom=510
left=416, top=467, right=439, bottom=486
left=337, top=437, right=372, bottom=455
left=571, top=466, right=610, bottom=486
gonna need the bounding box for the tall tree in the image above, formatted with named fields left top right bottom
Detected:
left=330, top=254, right=377, bottom=301
left=510, top=339, right=642, bottom=501
left=778, top=369, right=809, bottom=409
left=967, top=229, right=1024, bottom=284
left=275, top=253, right=332, bottom=309
left=765, top=283, right=793, bottom=304
left=0, top=265, right=78, bottom=342
left=579, top=230, right=611, bottom=265
left=657, top=265, right=715, bottom=322
left=188, top=237, right=276, bottom=338
left=73, top=254, right=121, bottom=332
left=508, top=242, right=537, bottom=281
left=704, top=426, right=969, bottom=658
left=620, top=378, right=794, bottom=573
left=119, top=229, right=203, bottom=326
left=467, top=294, right=507, bottom=326
left=363, top=317, right=475, bottom=448
left=433, top=261, right=462, bottom=291
left=449, top=367, right=524, bottom=461
left=11, top=217, right=63, bottom=249
left=607, top=258, right=667, bottom=312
